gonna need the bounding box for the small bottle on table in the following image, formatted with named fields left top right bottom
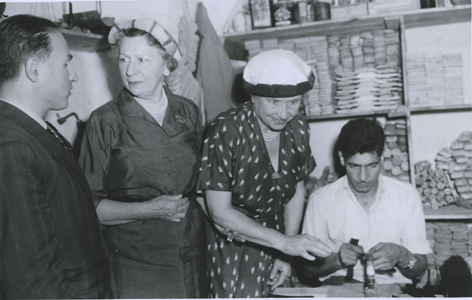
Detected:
left=364, top=254, right=378, bottom=297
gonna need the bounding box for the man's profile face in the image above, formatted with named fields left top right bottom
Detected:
left=39, top=31, right=77, bottom=111
left=340, top=151, right=381, bottom=195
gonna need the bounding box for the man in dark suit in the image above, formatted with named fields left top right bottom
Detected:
left=0, top=15, right=110, bottom=298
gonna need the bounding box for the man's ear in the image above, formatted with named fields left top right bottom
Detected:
left=25, top=57, right=40, bottom=82
left=338, top=151, right=345, bottom=167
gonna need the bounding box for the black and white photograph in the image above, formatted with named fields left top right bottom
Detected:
left=249, top=0, right=273, bottom=28
left=0, top=0, right=471, bottom=298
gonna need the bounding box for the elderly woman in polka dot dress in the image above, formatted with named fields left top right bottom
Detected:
left=197, top=49, right=332, bottom=298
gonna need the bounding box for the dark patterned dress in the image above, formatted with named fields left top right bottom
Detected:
left=198, top=101, right=316, bottom=298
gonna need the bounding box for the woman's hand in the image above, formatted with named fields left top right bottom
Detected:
left=144, top=194, right=189, bottom=222
left=267, top=258, right=291, bottom=292
left=280, top=234, right=332, bottom=261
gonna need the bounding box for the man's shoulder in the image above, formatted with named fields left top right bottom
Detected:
left=0, top=114, right=18, bottom=128
left=379, top=175, right=420, bottom=206
left=0, top=104, right=22, bottom=127
left=309, top=176, right=346, bottom=203
left=0, top=116, right=32, bottom=142
left=380, top=174, right=416, bottom=193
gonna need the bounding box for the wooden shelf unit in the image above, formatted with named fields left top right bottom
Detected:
left=306, top=104, right=472, bottom=122
left=403, top=5, right=471, bottom=28
left=224, top=5, right=472, bottom=220
left=409, top=103, right=472, bottom=114
left=305, top=104, right=472, bottom=122
left=223, top=5, right=471, bottom=42
left=223, top=5, right=471, bottom=124
left=59, top=28, right=110, bottom=52
left=424, top=205, right=472, bottom=220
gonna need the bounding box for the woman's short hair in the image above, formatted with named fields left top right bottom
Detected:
left=110, top=28, right=178, bottom=72
left=336, top=118, right=385, bottom=160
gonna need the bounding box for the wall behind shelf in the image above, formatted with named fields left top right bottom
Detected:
left=411, top=113, right=472, bottom=164
left=405, top=22, right=472, bottom=166
left=309, top=120, right=345, bottom=178
left=4, top=1, right=181, bottom=37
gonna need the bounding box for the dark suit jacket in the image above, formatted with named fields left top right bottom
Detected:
left=0, top=101, right=109, bottom=299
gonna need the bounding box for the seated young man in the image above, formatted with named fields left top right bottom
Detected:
left=301, top=118, right=431, bottom=286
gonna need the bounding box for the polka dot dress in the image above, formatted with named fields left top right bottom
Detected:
left=198, top=101, right=316, bottom=298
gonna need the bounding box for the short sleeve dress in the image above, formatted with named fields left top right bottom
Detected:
left=198, top=101, right=316, bottom=298
left=79, top=87, right=209, bottom=298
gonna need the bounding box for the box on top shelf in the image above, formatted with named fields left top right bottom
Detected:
left=368, top=0, right=419, bottom=15
left=406, top=52, right=464, bottom=107
left=330, top=3, right=368, bottom=20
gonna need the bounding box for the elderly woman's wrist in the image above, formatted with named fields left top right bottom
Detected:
left=275, top=233, right=292, bottom=254
left=139, top=200, right=158, bottom=219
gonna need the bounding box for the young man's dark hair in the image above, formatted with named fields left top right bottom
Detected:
left=336, top=118, right=385, bottom=160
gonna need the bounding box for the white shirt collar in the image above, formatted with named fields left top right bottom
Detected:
left=341, top=175, right=386, bottom=210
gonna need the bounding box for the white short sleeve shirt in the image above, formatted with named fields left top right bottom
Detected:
left=302, top=175, right=432, bottom=284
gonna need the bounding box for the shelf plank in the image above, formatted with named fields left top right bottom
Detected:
left=305, top=104, right=472, bottom=122
left=223, top=6, right=471, bottom=43
left=424, top=205, right=472, bottom=220
left=224, top=15, right=389, bottom=42
left=305, top=109, right=394, bottom=122
left=409, top=103, right=472, bottom=114
left=403, top=5, right=471, bottom=28
left=399, top=17, right=417, bottom=185
left=60, top=29, right=110, bottom=52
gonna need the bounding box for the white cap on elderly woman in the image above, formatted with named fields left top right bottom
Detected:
left=108, top=18, right=178, bottom=56
left=242, top=49, right=315, bottom=98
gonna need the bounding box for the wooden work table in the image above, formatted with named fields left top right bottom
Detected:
left=424, top=205, right=472, bottom=221
left=272, top=282, right=410, bottom=298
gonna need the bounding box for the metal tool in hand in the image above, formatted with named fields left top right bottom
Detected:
left=345, top=238, right=359, bottom=281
